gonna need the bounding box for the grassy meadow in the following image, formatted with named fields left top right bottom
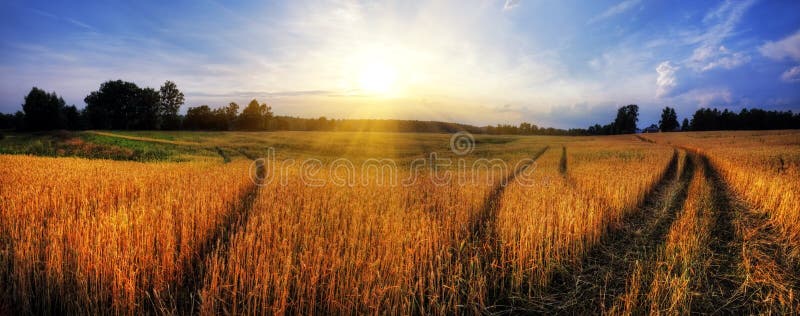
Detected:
left=0, top=130, right=798, bottom=314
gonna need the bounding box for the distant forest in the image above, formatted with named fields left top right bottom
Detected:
left=1, top=80, right=799, bottom=135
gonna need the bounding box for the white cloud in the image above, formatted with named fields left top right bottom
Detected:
left=503, top=0, right=521, bottom=11
left=781, top=66, right=800, bottom=82
left=697, top=46, right=750, bottom=71
left=681, top=88, right=733, bottom=107
left=687, top=0, right=755, bottom=71
left=587, top=0, right=641, bottom=24
left=656, top=61, right=678, bottom=98
left=758, top=29, right=800, bottom=83
left=759, top=29, right=800, bottom=61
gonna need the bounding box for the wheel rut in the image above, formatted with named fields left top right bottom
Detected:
left=696, top=154, right=800, bottom=314
left=154, top=154, right=266, bottom=314
left=521, top=150, right=692, bottom=314
left=455, top=146, right=549, bottom=313
left=469, top=146, right=549, bottom=242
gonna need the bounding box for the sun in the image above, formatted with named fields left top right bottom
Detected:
left=358, top=60, right=397, bottom=95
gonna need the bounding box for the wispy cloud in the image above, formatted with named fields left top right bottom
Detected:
left=781, top=66, right=800, bottom=83
left=65, top=18, right=94, bottom=31
left=759, top=29, right=800, bottom=61
left=759, top=29, right=800, bottom=82
left=8, top=43, right=78, bottom=62
left=503, top=0, right=521, bottom=11
left=680, top=88, right=733, bottom=107
left=696, top=46, right=750, bottom=71
left=687, top=0, right=756, bottom=71
left=587, top=0, right=640, bottom=24
left=187, top=90, right=333, bottom=98
left=28, top=8, right=94, bottom=31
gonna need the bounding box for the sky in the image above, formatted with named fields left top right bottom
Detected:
left=1, top=0, right=799, bottom=128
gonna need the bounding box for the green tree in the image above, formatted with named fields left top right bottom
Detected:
left=21, top=87, right=67, bottom=131
left=223, top=102, right=239, bottom=129
left=613, top=104, right=639, bottom=134
left=273, top=117, right=289, bottom=130
left=133, top=88, right=161, bottom=129
left=63, top=105, right=84, bottom=130
left=659, top=106, right=679, bottom=132
left=159, top=81, right=184, bottom=130
left=184, top=105, right=214, bottom=130
left=84, top=80, right=142, bottom=129
left=238, top=99, right=272, bottom=130
left=84, top=80, right=161, bottom=130
left=681, top=118, right=690, bottom=131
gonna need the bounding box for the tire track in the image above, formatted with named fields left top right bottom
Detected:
left=455, top=146, right=549, bottom=313
left=696, top=154, right=800, bottom=314
left=648, top=141, right=798, bottom=313
left=87, top=131, right=202, bottom=146
left=558, top=145, right=579, bottom=189
left=215, top=146, right=231, bottom=163
left=469, top=146, right=549, bottom=241
left=166, top=155, right=265, bottom=314
left=609, top=150, right=704, bottom=315
left=635, top=134, right=656, bottom=144
left=521, top=149, right=692, bottom=314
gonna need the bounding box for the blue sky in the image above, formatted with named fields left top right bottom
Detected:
left=1, top=0, right=799, bottom=128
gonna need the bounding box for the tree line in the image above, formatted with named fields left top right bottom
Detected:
left=483, top=104, right=800, bottom=136
left=686, top=107, right=800, bottom=131
left=484, top=104, right=642, bottom=136
left=0, top=80, right=278, bottom=132
left=0, top=81, right=489, bottom=133
left=483, top=123, right=587, bottom=136
left=1, top=82, right=798, bottom=134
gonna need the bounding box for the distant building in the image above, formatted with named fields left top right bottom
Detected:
left=642, top=124, right=660, bottom=133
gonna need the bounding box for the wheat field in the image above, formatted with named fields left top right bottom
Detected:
left=1, top=130, right=798, bottom=314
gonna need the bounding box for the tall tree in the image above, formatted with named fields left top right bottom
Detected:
left=222, top=102, right=239, bottom=129
left=681, top=118, right=690, bottom=131
left=21, top=87, right=66, bottom=131
left=261, top=101, right=273, bottom=129
left=613, top=104, right=639, bottom=134
left=184, top=105, right=214, bottom=130
left=62, top=105, right=83, bottom=130
left=239, top=99, right=272, bottom=130
left=133, top=88, right=161, bottom=129
left=159, top=81, right=184, bottom=130
left=659, top=106, right=679, bottom=132
left=84, top=80, right=142, bottom=129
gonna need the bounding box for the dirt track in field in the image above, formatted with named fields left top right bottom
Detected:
left=509, top=150, right=691, bottom=314
left=696, top=155, right=800, bottom=314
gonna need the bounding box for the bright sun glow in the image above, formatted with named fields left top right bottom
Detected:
left=359, top=60, right=397, bottom=95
